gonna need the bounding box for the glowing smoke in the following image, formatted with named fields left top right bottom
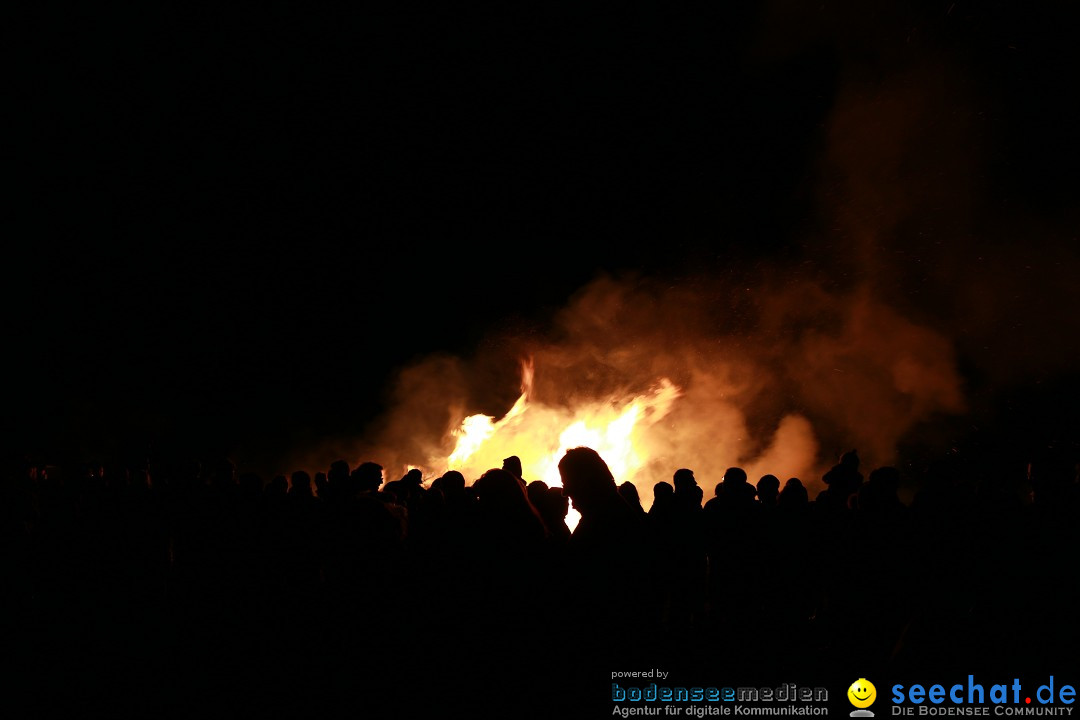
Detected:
left=351, top=269, right=965, bottom=509
left=281, top=1, right=1080, bottom=504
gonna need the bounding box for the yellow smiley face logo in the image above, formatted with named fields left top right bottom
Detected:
left=848, top=679, right=876, bottom=708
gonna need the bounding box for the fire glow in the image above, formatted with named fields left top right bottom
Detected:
left=437, top=360, right=682, bottom=530
left=347, top=276, right=967, bottom=530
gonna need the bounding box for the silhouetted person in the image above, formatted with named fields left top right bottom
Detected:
left=320, top=457, right=406, bottom=646
left=771, top=476, right=815, bottom=652
left=703, top=466, right=756, bottom=515
left=617, top=481, right=646, bottom=514
left=351, top=461, right=384, bottom=495
left=281, top=470, right=320, bottom=604
left=672, top=468, right=703, bottom=510
left=21, top=425, right=1080, bottom=718
left=288, top=470, right=313, bottom=498
left=526, top=478, right=548, bottom=507
left=647, top=480, right=681, bottom=589
left=472, top=468, right=548, bottom=553
left=438, top=469, right=467, bottom=500
left=838, top=464, right=913, bottom=663
left=778, top=477, right=808, bottom=511
left=816, top=449, right=863, bottom=512
left=425, top=469, right=471, bottom=543
left=326, top=459, right=351, bottom=501
left=384, top=467, right=425, bottom=508
left=657, top=468, right=706, bottom=632
left=701, top=467, right=760, bottom=639
left=502, top=455, right=526, bottom=487
left=648, top=481, right=676, bottom=519
left=267, top=474, right=288, bottom=499
left=756, top=474, right=780, bottom=507
left=647, top=478, right=684, bottom=623
left=857, top=466, right=904, bottom=516
left=557, top=447, right=657, bottom=660
left=536, top=485, right=572, bottom=548
left=466, top=467, right=552, bottom=675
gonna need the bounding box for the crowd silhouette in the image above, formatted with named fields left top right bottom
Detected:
left=2, top=443, right=1078, bottom=718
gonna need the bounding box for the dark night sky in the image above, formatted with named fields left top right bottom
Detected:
left=6, top=1, right=1080, bottom=474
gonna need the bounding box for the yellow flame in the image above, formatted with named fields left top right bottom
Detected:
left=447, top=414, right=497, bottom=468
left=438, top=360, right=681, bottom=531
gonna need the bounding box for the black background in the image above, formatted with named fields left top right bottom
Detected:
left=6, top=1, right=1080, bottom=476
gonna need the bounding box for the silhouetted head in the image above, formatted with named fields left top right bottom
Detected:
left=686, top=484, right=703, bottom=508
left=756, top=474, right=780, bottom=506
left=353, top=462, right=384, bottom=493
left=527, top=479, right=549, bottom=508
left=328, top=459, right=351, bottom=484
left=289, top=470, right=312, bottom=496
left=474, top=468, right=527, bottom=505
left=672, top=468, right=697, bottom=494
left=547, top=486, right=570, bottom=519
left=858, top=466, right=902, bottom=512
left=557, top=447, right=617, bottom=517
left=722, top=467, right=748, bottom=487
left=823, top=451, right=864, bottom=501
left=618, top=481, right=644, bottom=512
left=868, top=465, right=900, bottom=493
left=269, top=475, right=288, bottom=496
left=382, top=480, right=404, bottom=502
left=402, top=468, right=424, bottom=487
left=649, top=481, right=675, bottom=514
left=778, top=477, right=808, bottom=508
left=440, top=470, right=466, bottom=495
left=473, top=468, right=546, bottom=538
left=502, top=455, right=524, bottom=479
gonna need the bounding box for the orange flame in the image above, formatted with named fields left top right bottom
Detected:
left=437, top=359, right=682, bottom=530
